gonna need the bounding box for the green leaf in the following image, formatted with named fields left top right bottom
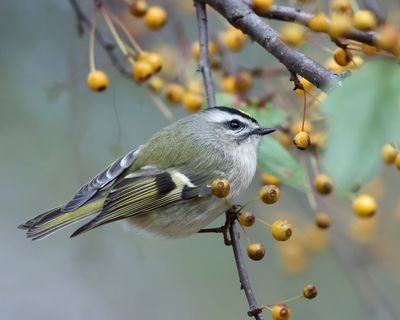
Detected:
left=215, top=93, right=234, bottom=106
left=258, top=136, right=306, bottom=190
left=241, top=104, right=286, bottom=128
left=322, top=61, right=400, bottom=190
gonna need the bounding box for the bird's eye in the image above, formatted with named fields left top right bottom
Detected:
left=228, top=119, right=242, bottom=130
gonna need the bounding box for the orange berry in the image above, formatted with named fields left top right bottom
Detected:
left=251, top=0, right=274, bottom=14
left=329, top=14, right=352, bottom=38
left=164, top=83, right=185, bottom=104
left=247, top=243, right=265, bottom=261
left=147, top=76, right=164, bottom=92
left=271, top=219, right=292, bottom=241
left=375, top=25, right=398, bottom=51
left=132, top=61, right=153, bottom=82
left=87, top=70, right=109, bottom=92
left=333, top=48, right=352, bottom=66
left=129, top=0, right=148, bottom=17
left=238, top=211, right=256, bottom=227
left=280, top=24, right=305, bottom=47
left=138, top=52, right=163, bottom=73
left=143, top=6, right=167, bottom=30
left=315, top=212, right=331, bottom=229
left=234, top=71, right=253, bottom=93
left=293, top=131, right=311, bottom=150
left=314, top=174, right=333, bottom=195
left=303, top=284, right=318, bottom=299
left=396, top=154, right=400, bottom=170
left=271, top=304, right=292, bottom=320
left=353, top=194, right=377, bottom=218
left=259, top=185, right=280, bottom=204
left=210, top=178, right=230, bottom=198
left=182, top=92, right=203, bottom=112
left=361, top=43, right=379, bottom=56
left=221, top=28, right=247, bottom=52
left=261, top=172, right=281, bottom=186
left=381, top=144, right=397, bottom=164
left=352, top=10, right=377, bottom=31
left=308, top=12, right=330, bottom=33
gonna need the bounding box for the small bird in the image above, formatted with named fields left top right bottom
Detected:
left=19, top=107, right=274, bottom=240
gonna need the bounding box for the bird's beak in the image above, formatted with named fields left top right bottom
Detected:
left=252, top=128, right=275, bottom=136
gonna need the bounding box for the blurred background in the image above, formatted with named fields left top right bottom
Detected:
left=1, top=1, right=399, bottom=319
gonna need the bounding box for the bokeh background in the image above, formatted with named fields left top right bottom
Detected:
left=1, top=1, right=399, bottom=319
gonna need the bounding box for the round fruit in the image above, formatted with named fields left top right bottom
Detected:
left=271, top=219, right=292, bottom=241
left=381, top=144, right=397, bottom=164
left=247, top=243, right=265, bottom=261
left=259, top=185, right=280, bottom=204
left=87, top=70, right=109, bottom=92
left=221, top=28, right=247, bottom=52
left=303, top=284, right=318, bottom=299
left=251, top=0, right=273, bottom=14
left=295, top=77, right=314, bottom=95
left=396, top=154, right=400, bottom=170
left=314, top=174, right=333, bottom=195
left=148, top=76, right=163, bottom=92
left=138, top=52, right=163, bottom=73
left=353, top=194, right=377, bottom=218
left=132, top=61, right=153, bottom=82
left=329, top=14, right=352, bottom=38
left=315, top=212, right=331, bottom=229
left=330, top=0, right=351, bottom=13
left=164, top=83, right=185, bottom=104
left=307, top=12, right=330, bottom=33
left=211, top=178, right=230, bottom=198
left=143, top=6, right=167, bottom=30
left=220, top=75, right=236, bottom=93
left=280, top=24, right=305, bottom=47
left=129, top=0, right=148, bottom=17
left=375, top=25, right=398, bottom=51
left=234, top=71, right=253, bottom=93
left=261, top=173, right=280, bottom=186
left=293, top=131, right=311, bottom=150
left=352, top=10, right=377, bottom=31
left=271, top=304, right=291, bottom=320
left=182, top=92, right=203, bottom=112
left=191, top=41, right=217, bottom=61
left=333, top=48, right=352, bottom=66
left=238, top=211, right=256, bottom=227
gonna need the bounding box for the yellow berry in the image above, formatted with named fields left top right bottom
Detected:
left=280, top=24, right=305, bottom=47
left=294, top=77, right=314, bottom=95
left=261, top=172, right=281, bottom=186
left=87, top=70, right=109, bottom=92
left=315, top=212, right=331, bottom=229
left=348, top=55, right=363, bottom=70
left=396, top=154, right=400, bottom=170
left=381, top=144, right=397, bottom=164
left=361, top=43, right=379, bottom=56
left=303, top=284, right=318, bottom=299
left=220, top=75, right=236, bottom=93
left=293, top=131, right=311, bottom=150
left=324, top=57, right=345, bottom=73
left=191, top=41, right=218, bottom=61
left=129, top=0, right=148, bottom=17
left=353, top=194, right=377, bottom=218
left=132, top=61, right=153, bottom=82
left=330, top=0, right=352, bottom=13
left=211, top=178, right=230, bottom=198
left=329, top=14, right=352, bottom=38
left=271, top=219, right=292, bottom=241
left=375, top=25, right=398, bottom=51
left=238, top=211, right=256, bottom=227
left=143, top=6, right=167, bottom=30
left=164, top=83, right=185, bottom=104
left=352, top=10, right=377, bottom=31
left=259, top=185, right=280, bottom=204
left=234, top=71, right=253, bottom=93
left=147, top=76, right=164, bottom=92
left=182, top=92, right=203, bottom=112
left=247, top=243, right=265, bottom=261
left=138, top=52, right=163, bottom=73
left=310, top=132, right=326, bottom=151
left=221, top=28, right=247, bottom=52
left=333, top=48, right=352, bottom=66
left=251, top=0, right=273, bottom=14
left=271, top=304, right=292, bottom=320
left=291, top=120, right=312, bottom=134
left=307, top=12, right=330, bottom=33
left=314, top=174, right=333, bottom=195
left=186, top=80, right=203, bottom=94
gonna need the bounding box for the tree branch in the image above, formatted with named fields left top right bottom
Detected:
left=195, top=1, right=217, bottom=108
left=68, top=0, right=131, bottom=77
left=204, top=0, right=340, bottom=90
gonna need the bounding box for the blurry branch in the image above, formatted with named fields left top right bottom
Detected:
left=259, top=4, right=377, bottom=45
left=204, top=0, right=340, bottom=90
left=195, top=1, right=217, bottom=108
left=69, top=0, right=131, bottom=77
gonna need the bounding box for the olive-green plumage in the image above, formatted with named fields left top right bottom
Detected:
left=19, top=107, right=274, bottom=240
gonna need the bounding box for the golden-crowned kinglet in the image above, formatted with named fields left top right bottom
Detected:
left=19, top=107, right=274, bottom=240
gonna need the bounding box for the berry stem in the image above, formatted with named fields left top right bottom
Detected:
left=301, top=157, right=318, bottom=211
left=274, top=294, right=303, bottom=305
left=301, top=89, right=307, bottom=132
left=89, top=8, right=97, bottom=72
left=256, top=218, right=272, bottom=228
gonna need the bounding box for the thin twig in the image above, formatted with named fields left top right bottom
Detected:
left=194, top=1, right=217, bottom=108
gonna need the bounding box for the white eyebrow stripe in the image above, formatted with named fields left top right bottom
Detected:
left=205, top=110, right=256, bottom=127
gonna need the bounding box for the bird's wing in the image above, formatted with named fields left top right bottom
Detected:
left=70, top=167, right=216, bottom=237
left=62, top=148, right=139, bottom=212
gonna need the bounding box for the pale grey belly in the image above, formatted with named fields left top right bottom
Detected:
left=125, top=197, right=227, bottom=238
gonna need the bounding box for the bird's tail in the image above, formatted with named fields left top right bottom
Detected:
left=18, top=198, right=105, bottom=240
